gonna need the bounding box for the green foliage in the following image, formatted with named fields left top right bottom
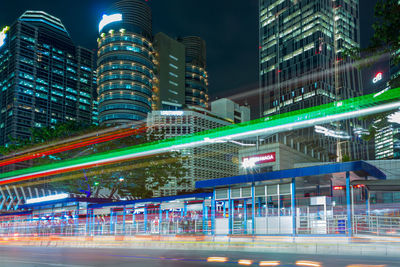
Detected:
left=1, top=121, right=187, bottom=199
left=344, top=0, right=400, bottom=87
left=0, top=121, right=97, bottom=155
left=49, top=130, right=188, bottom=199
left=341, top=154, right=351, bottom=162
left=343, top=0, right=400, bottom=140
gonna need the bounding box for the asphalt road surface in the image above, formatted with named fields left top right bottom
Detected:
left=0, top=246, right=397, bottom=267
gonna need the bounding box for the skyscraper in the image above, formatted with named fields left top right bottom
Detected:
left=97, top=0, right=155, bottom=126
left=180, top=36, right=209, bottom=109
left=153, top=32, right=186, bottom=110
left=259, top=0, right=365, bottom=161
left=0, top=11, right=96, bottom=146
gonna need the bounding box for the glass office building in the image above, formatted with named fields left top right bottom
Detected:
left=179, top=36, right=209, bottom=109
left=97, top=0, right=156, bottom=126
left=0, top=11, right=95, bottom=146
left=259, top=0, right=366, bottom=161
left=153, top=32, right=186, bottom=110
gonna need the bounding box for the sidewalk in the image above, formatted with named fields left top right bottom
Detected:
left=1, top=235, right=400, bottom=257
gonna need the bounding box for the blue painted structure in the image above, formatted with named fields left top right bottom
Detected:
left=195, top=161, right=386, bottom=189
left=0, top=161, right=388, bottom=237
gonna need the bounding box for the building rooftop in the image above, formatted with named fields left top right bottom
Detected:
left=19, top=10, right=69, bottom=35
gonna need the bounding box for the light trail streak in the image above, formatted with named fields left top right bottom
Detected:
left=259, top=261, right=281, bottom=266
left=1, top=88, right=400, bottom=185
left=1, top=155, right=180, bottom=191
left=238, top=259, right=253, bottom=265
left=0, top=127, right=146, bottom=167
left=295, top=261, right=321, bottom=267
left=206, top=257, right=228, bottom=262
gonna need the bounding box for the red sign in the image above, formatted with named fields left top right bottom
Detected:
left=333, top=186, right=345, bottom=190
left=242, top=152, right=276, bottom=165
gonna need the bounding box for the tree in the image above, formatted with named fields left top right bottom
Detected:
left=0, top=121, right=97, bottom=155
left=345, top=0, right=400, bottom=87
left=344, top=0, right=400, bottom=141
left=48, top=129, right=188, bottom=199
left=0, top=121, right=188, bottom=199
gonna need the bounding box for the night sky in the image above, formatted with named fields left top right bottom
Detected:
left=0, top=0, right=379, bottom=109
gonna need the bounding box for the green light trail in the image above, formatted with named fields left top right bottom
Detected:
left=1, top=87, right=400, bottom=184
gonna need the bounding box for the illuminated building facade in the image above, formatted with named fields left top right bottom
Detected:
left=153, top=32, right=186, bottom=110
left=97, top=0, right=156, bottom=126
left=375, top=122, right=400, bottom=160
left=211, top=98, right=251, bottom=123
left=179, top=36, right=209, bottom=108
left=0, top=11, right=95, bottom=146
left=259, top=0, right=366, bottom=161
left=147, top=108, right=239, bottom=196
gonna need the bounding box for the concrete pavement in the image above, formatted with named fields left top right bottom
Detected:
left=1, top=235, right=400, bottom=258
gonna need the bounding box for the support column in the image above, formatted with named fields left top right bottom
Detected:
left=110, top=210, right=114, bottom=234
left=86, top=209, right=89, bottom=236
left=123, top=206, right=126, bottom=235
left=228, top=187, right=232, bottom=235
left=291, top=178, right=296, bottom=236
left=244, top=199, right=247, bottom=235
left=345, top=171, right=352, bottom=237
left=159, top=204, right=162, bottom=234
left=252, top=184, right=255, bottom=236
left=202, top=199, right=206, bottom=234
left=144, top=205, right=148, bottom=233
left=211, top=192, right=216, bottom=235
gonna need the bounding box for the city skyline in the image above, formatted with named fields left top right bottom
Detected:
left=0, top=0, right=379, bottom=106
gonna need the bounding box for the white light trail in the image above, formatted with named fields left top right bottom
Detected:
left=2, top=101, right=400, bottom=184
left=26, top=193, right=69, bottom=204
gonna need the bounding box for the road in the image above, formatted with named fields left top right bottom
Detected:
left=0, top=246, right=397, bottom=267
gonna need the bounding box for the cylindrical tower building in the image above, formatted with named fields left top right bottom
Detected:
left=97, top=0, right=156, bottom=126
left=180, top=36, right=209, bottom=108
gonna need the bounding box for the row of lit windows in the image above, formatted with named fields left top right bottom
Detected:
left=99, top=83, right=152, bottom=97
left=99, top=103, right=149, bottom=114
left=98, top=64, right=153, bottom=78
left=100, top=113, right=146, bottom=123
left=99, top=93, right=151, bottom=107
left=99, top=74, right=152, bottom=87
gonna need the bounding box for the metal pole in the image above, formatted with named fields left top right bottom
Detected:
left=123, top=206, right=126, bottom=236
left=110, top=210, right=113, bottom=234
left=159, top=204, right=162, bottom=234
left=251, top=184, right=256, bottom=235
left=211, top=192, right=216, bottom=235
left=291, top=178, right=296, bottom=236
left=351, top=186, right=355, bottom=235
left=144, top=205, right=148, bottom=233
left=228, top=187, right=232, bottom=235
left=345, top=171, right=352, bottom=237
left=202, top=199, right=206, bottom=234
left=244, top=198, right=247, bottom=235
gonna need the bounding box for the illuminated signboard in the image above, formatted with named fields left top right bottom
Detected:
left=242, top=152, right=276, bottom=168
left=0, top=26, right=10, bottom=48
left=99, top=14, right=122, bottom=33
left=160, top=111, right=184, bottom=116
left=373, top=72, right=383, bottom=84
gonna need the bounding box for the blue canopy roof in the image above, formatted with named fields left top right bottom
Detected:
left=89, top=192, right=213, bottom=209
left=195, top=161, right=386, bottom=189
